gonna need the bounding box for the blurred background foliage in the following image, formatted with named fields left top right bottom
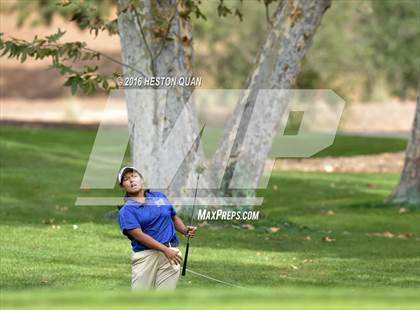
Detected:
left=193, top=0, right=419, bottom=102
left=2, top=0, right=419, bottom=102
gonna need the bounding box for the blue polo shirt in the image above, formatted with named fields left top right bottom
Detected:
left=118, top=191, right=179, bottom=252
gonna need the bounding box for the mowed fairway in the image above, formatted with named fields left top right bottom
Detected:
left=0, top=125, right=419, bottom=309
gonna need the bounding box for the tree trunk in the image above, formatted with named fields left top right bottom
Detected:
left=389, top=84, right=420, bottom=205
left=210, top=0, right=332, bottom=198
left=117, top=0, right=203, bottom=198
left=117, top=0, right=331, bottom=207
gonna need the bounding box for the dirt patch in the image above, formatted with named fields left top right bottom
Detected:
left=272, top=152, right=404, bottom=173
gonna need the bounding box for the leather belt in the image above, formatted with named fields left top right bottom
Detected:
left=163, top=241, right=178, bottom=247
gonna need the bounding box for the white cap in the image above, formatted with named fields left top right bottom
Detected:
left=117, top=166, right=141, bottom=185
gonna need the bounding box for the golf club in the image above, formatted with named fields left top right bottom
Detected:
left=181, top=124, right=206, bottom=276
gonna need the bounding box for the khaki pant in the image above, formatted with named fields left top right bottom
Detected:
left=131, top=247, right=181, bottom=290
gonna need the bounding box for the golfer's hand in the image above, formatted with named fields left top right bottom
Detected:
left=185, top=226, right=197, bottom=238
left=164, top=248, right=182, bottom=265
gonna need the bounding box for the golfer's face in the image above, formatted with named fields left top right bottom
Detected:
left=122, top=172, right=144, bottom=194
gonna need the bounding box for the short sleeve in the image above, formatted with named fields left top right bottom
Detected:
left=118, top=207, right=141, bottom=235
left=158, top=192, right=176, bottom=216
left=170, top=204, right=176, bottom=216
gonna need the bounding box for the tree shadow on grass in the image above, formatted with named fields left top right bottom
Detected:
left=3, top=170, right=419, bottom=270
left=181, top=171, right=419, bottom=262
left=343, top=201, right=420, bottom=211
left=258, top=172, right=397, bottom=215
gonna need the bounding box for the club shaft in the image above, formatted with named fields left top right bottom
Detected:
left=181, top=174, right=200, bottom=276
left=181, top=242, right=190, bottom=276
left=189, top=175, right=200, bottom=227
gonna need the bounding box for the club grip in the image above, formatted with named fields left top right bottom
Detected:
left=181, top=242, right=190, bottom=276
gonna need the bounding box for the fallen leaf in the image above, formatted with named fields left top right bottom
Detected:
left=241, top=224, right=255, bottom=230
left=326, top=210, right=335, bottom=216
left=397, top=233, right=414, bottom=239
left=323, top=164, right=334, bottom=173
left=398, top=208, right=408, bottom=214
left=303, top=235, right=311, bottom=241
left=290, top=264, right=299, bottom=270
left=269, top=227, right=281, bottom=233
left=322, top=236, right=336, bottom=242
left=383, top=231, right=394, bottom=238
left=198, top=221, right=209, bottom=227
left=366, top=231, right=402, bottom=238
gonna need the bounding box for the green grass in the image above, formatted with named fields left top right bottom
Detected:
left=202, top=126, right=407, bottom=158
left=1, top=288, right=419, bottom=310
left=0, top=125, right=418, bottom=309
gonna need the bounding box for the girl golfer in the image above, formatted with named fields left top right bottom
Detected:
left=117, top=166, right=196, bottom=290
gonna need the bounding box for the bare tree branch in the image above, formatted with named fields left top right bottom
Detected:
left=82, top=46, right=147, bottom=78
